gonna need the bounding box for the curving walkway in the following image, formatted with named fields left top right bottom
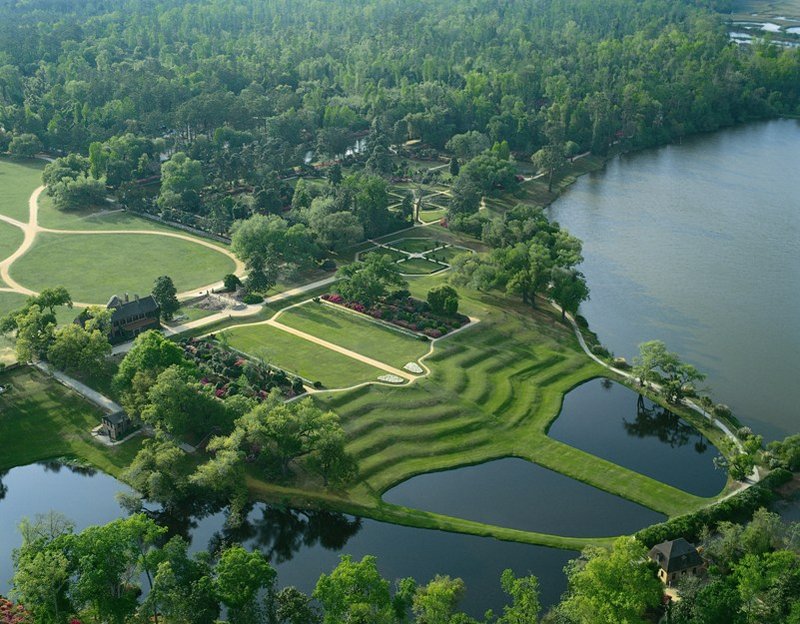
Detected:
left=0, top=184, right=245, bottom=307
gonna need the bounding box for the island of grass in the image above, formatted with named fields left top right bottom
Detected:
left=274, top=301, right=430, bottom=369
left=10, top=232, right=236, bottom=303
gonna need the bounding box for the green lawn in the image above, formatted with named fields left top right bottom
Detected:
left=0, top=157, right=44, bottom=222
left=397, top=258, right=445, bottom=274
left=0, top=219, right=24, bottom=263
left=276, top=302, right=429, bottom=368
left=0, top=366, right=140, bottom=475
left=10, top=232, right=236, bottom=303
left=37, top=193, right=184, bottom=233
left=418, top=208, right=447, bottom=224
left=221, top=322, right=386, bottom=388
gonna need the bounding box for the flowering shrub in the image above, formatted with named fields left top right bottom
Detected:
left=179, top=337, right=305, bottom=400
left=0, top=597, right=30, bottom=624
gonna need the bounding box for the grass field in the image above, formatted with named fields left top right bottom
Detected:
left=360, top=247, right=407, bottom=262
left=0, top=157, right=44, bottom=222
left=221, top=322, right=385, bottom=388
left=10, top=232, right=235, bottom=303
left=276, top=302, right=429, bottom=368
left=0, top=366, right=140, bottom=474
left=428, top=246, right=470, bottom=264
left=397, top=258, right=445, bottom=274
left=418, top=209, right=447, bottom=224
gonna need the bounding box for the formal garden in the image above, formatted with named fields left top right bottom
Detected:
left=180, top=335, right=306, bottom=399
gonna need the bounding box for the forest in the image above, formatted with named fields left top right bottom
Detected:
left=0, top=0, right=798, bottom=235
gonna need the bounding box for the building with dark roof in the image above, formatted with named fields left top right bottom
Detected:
left=106, top=294, right=160, bottom=343
left=648, top=538, right=706, bottom=585
left=77, top=293, right=161, bottom=344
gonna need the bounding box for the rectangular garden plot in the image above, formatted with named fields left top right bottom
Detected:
left=220, top=323, right=385, bottom=389
left=275, top=302, right=430, bottom=369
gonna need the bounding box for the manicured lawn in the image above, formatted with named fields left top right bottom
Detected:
left=0, top=366, right=140, bottom=475
left=10, top=232, right=235, bottom=303
left=0, top=220, right=23, bottom=266
left=37, top=193, right=181, bottom=233
left=418, top=208, right=446, bottom=224
left=392, top=237, right=441, bottom=253
left=221, top=322, right=385, bottom=388
left=397, top=258, right=445, bottom=274
left=276, top=302, right=430, bottom=368
left=0, top=157, right=44, bottom=222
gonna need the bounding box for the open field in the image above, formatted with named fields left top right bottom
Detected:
left=392, top=237, right=443, bottom=254
left=0, top=158, right=44, bottom=222
left=0, top=366, right=140, bottom=474
left=10, top=232, right=236, bottom=303
left=275, top=302, right=430, bottom=369
left=221, top=322, right=386, bottom=388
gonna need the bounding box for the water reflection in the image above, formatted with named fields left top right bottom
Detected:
left=627, top=394, right=709, bottom=454
left=207, top=506, right=362, bottom=563
left=548, top=379, right=725, bottom=496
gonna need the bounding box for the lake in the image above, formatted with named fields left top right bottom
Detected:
left=549, top=119, right=800, bottom=441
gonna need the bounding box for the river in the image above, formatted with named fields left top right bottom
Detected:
left=549, top=119, right=800, bottom=441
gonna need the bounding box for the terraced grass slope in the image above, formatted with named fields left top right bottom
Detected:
left=314, top=283, right=716, bottom=519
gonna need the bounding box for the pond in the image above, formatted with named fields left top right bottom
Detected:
left=547, top=379, right=726, bottom=497
left=548, top=119, right=800, bottom=442
left=382, top=457, right=665, bottom=536
left=0, top=463, right=573, bottom=616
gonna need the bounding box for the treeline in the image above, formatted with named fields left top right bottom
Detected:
left=1, top=0, right=798, bottom=157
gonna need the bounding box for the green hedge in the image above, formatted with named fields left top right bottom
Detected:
left=636, top=469, right=793, bottom=547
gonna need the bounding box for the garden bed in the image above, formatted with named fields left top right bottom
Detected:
left=180, top=336, right=306, bottom=400
left=321, top=291, right=470, bottom=339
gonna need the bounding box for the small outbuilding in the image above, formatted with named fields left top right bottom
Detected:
left=649, top=538, right=706, bottom=586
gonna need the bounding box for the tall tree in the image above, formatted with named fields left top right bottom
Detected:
left=152, top=275, right=180, bottom=321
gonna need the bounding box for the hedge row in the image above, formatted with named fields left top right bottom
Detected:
left=635, top=469, right=793, bottom=548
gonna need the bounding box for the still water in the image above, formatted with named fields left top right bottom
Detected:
left=0, top=463, right=573, bottom=614
left=547, top=379, right=726, bottom=497
left=383, top=457, right=665, bottom=535
left=549, top=119, right=800, bottom=441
